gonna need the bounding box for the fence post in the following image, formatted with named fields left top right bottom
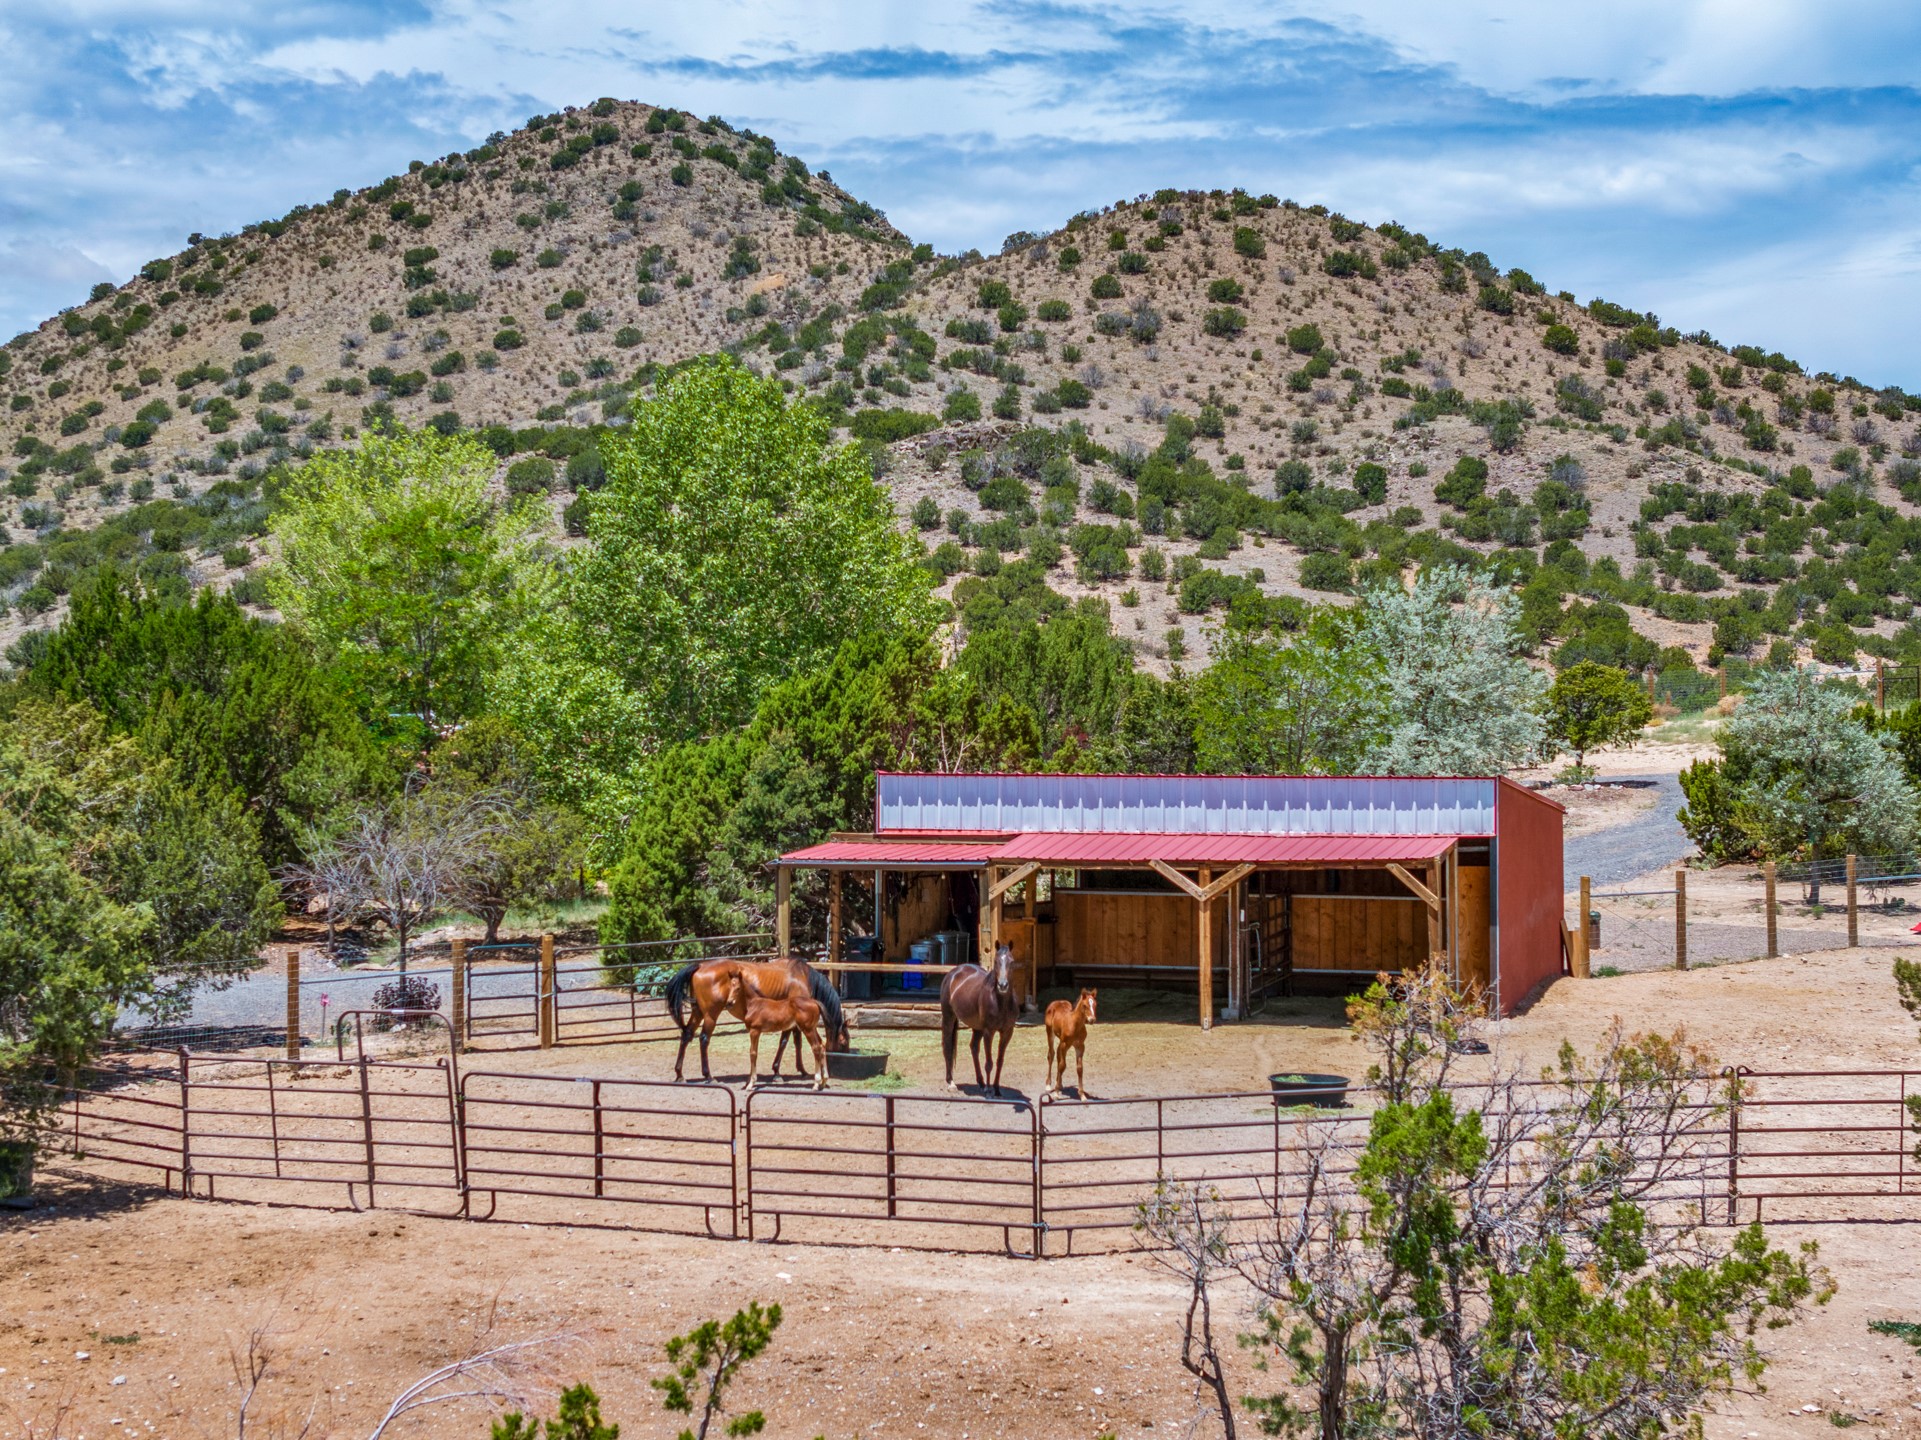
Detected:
left=538, top=934, right=556, bottom=1049
left=1574, top=876, right=1591, bottom=978
left=178, top=1048, right=192, bottom=1196
left=284, top=945, right=300, bottom=1059
left=1846, top=854, right=1859, bottom=948
left=1764, top=861, right=1778, bottom=958
left=1877, top=660, right=1887, bottom=713
left=449, top=938, right=467, bottom=1049
left=1717, top=666, right=1727, bottom=702
left=1674, top=869, right=1688, bottom=971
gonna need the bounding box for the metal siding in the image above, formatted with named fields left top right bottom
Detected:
left=874, top=774, right=1496, bottom=837
left=1493, top=782, right=1565, bottom=1015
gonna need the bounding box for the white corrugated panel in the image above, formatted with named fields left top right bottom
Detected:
left=876, top=774, right=1496, bottom=836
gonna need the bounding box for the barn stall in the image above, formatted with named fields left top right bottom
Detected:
left=776, top=773, right=1565, bottom=1027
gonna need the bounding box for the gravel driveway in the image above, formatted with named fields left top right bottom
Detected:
left=1563, top=773, right=1696, bottom=889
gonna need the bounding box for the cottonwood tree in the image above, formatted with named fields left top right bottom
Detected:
left=268, top=428, right=550, bottom=749
left=547, top=356, right=933, bottom=772
left=1138, top=967, right=1830, bottom=1440
left=1193, top=607, right=1386, bottom=774
left=1360, top=565, right=1547, bottom=775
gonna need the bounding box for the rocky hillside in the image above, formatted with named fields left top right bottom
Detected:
left=5, top=97, right=1920, bottom=671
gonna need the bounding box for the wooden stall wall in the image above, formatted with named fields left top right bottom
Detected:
left=1290, top=895, right=1426, bottom=973
left=1052, top=890, right=1229, bottom=974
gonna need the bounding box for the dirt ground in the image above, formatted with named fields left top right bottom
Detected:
left=7, top=949, right=1921, bottom=1440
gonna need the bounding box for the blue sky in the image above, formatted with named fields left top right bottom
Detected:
left=5, top=1, right=1921, bottom=387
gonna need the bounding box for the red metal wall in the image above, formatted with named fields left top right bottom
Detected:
left=1494, top=779, right=1565, bottom=1014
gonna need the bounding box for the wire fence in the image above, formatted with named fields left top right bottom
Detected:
left=1580, top=855, right=1921, bottom=975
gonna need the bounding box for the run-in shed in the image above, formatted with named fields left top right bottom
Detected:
left=777, top=773, right=1565, bottom=1026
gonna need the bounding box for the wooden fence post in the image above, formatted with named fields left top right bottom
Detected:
left=775, top=866, right=792, bottom=958
left=1574, top=877, right=1591, bottom=978
left=1846, top=854, right=1859, bottom=948
left=1764, top=861, right=1778, bottom=958
left=538, top=933, right=556, bottom=1049
left=1197, top=867, right=1214, bottom=1032
left=1876, top=661, right=1887, bottom=713
left=449, top=937, right=467, bottom=1049
left=1674, top=869, right=1688, bottom=971
left=284, top=946, right=300, bottom=1059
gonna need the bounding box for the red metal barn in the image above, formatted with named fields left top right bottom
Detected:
left=777, top=774, right=1565, bottom=1026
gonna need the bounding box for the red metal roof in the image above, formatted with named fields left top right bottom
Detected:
left=780, top=840, right=1006, bottom=867
left=988, top=832, right=1459, bottom=866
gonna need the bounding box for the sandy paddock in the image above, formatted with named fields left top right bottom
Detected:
left=6, top=949, right=1921, bottom=1440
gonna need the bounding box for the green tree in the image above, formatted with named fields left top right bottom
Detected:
left=1360, top=565, right=1547, bottom=775
left=1192, top=609, right=1385, bottom=774
left=652, top=1302, right=782, bottom=1440
left=494, top=1382, right=619, bottom=1440
left=958, top=598, right=1133, bottom=755
left=24, top=568, right=383, bottom=870
left=531, top=359, right=931, bottom=814
left=1682, top=668, right=1916, bottom=899
left=1140, top=968, right=1831, bottom=1440
left=268, top=428, right=549, bottom=748
left=1544, top=660, right=1653, bottom=775
left=7, top=700, right=278, bottom=1022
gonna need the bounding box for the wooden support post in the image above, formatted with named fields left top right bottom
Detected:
left=1673, top=870, right=1688, bottom=971
left=1198, top=868, right=1214, bottom=1031
left=538, top=933, right=556, bottom=1049
left=775, top=865, right=792, bottom=959
left=1426, top=859, right=1442, bottom=966
left=450, top=938, right=467, bottom=1049
left=980, top=866, right=998, bottom=967
left=1846, top=853, right=1859, bottom=948
left=1764, top=861, right=1778, bottom=958
left=1877, top=660, right=1887, bottom=713
left=1224, top=879, right=1244, bottom=1021
left=1446, top=850, right=1461, bottom=982
left=1574, top=877, right=1591, bottom=978
left=827, top=870, right=843, bottom=984
left=284, top=945, right=300, bottom=1059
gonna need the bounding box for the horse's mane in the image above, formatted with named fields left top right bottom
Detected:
left=807, top=965, right=844, bottom=1040
left=663, top=961, right=702, bottom=1027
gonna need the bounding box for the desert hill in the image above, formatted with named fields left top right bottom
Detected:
left=5, top=97, right=1920, bottom=672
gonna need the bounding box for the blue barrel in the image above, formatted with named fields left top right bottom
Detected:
left=905, top=939, right=936, bottom=990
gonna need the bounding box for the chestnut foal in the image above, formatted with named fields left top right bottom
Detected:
left=1043, top=988, right=1098, bottom=1100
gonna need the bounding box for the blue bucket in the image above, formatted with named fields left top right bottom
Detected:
left=905, top=939, right=936, bottom=990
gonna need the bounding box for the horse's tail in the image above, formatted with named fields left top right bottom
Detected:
left=664, top=962, right=701, bottom=1030
left=809, top=966, right=844, bottom=1046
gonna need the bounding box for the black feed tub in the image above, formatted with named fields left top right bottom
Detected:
left=1268, top=1073, right=1351, bottom=1108
left=826, top=1049, right=889, bottom=1081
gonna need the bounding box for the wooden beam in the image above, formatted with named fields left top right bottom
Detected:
left=827, top=869, right=843, bottom=983
left=1150, top=858, right=1207, bottom=900
left=988, top=861, right=1041, bottom=903
left=1385, top=862, right=1441, bottom=914
left=1197, top=867, right=1214, bottom=1032
left=1198, top=863, right=1255, bottom=904
left=775, top=865, right=792, bottom=958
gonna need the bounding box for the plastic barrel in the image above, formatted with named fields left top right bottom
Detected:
left=905, top=939, right=936, bottom=990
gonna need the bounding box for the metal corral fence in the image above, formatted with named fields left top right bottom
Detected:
left=1576, top=854, right=1921, bottom=975
left=41, top=1053, right=1921, bottom=1256
left=112, top=933, right=776, bottom=1057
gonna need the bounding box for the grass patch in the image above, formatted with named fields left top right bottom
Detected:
left=1869, top=1318, right=1921, bottom=1350
left=1594, top=965, right=1624, bottom=978
left=855, top=1070, right=909, bottom=1092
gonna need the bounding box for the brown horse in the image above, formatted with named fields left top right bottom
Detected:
left=940, top=942, right=1020, bottom=1097
left=665, top=958, right=847, bottom=1082
left=713, top=971, right=827, bottom=1091
left=1043, top=988, right=1098, bottom=1100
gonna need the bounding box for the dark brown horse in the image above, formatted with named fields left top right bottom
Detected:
left=665, top=957, right=847, bottom=1082
left=941, top=942, right=1019, bottom=1097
